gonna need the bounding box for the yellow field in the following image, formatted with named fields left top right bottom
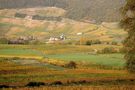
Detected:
left=0, top=44, right=135, bottom=90
left=3, top=85, right=135, bottom=90
left=0, top=55, right=43, bottom=59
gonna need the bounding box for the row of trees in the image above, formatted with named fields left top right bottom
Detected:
left=78, top=38, right=119, bottom=46
left=15, top=13, right=62, bottom=21
left=15, top=13, right=27, bottom=18
left=32, top=15, right=62, bottom=21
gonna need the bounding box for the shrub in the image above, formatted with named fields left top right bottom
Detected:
left=125, top=54, right=135, bottom=73
left=70, top=80, right=87, bottom=85
left=32, top=15, right=46, bottom=20
left=0, top=85, right=10, bottom=88
left=0, top=38, right=8, bottom=44
left=119, top=48, right=126, bottom=53
left=12, top=57, right=21, bottom=60
left=15, top=13, right=26, bottom=18
left=51, top=81, right=63, bottom=86
left=111, top=41, right=118, bottom=45
left=101, top=47, right=117, bottom=54
left=85, top=39, right=102, bottom=45
left=85, top=40, right=92, bottom=45
left=26, top=82, right=45, bottom=87
left=77, top=80, right=87, bottom=84
left=92, top=39, right=101, bottom=44
left=65, top=61, right=77, bottom=69
left=75, top=41, right=80, bottom=45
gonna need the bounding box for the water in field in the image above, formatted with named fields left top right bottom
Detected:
left=7, top=59, right=65, bottom=71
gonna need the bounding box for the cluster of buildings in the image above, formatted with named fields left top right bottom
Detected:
left=8, top=36, right=36, bottom=44
left=46, top=34, right=66, bottom=44
left=6, top=34, right=67, bottom=44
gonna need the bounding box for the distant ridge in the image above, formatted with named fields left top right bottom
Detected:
left=0, top=0, right=125, bottom=22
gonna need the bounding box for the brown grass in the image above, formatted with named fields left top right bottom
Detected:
left=3, top=85, right=135, bottom=90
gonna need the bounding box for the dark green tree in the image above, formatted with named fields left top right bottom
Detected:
left=121, top=0, right=135, bottom=73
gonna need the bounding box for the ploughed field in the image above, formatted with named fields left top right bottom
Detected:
left=0, top=44, right=135, bottom=89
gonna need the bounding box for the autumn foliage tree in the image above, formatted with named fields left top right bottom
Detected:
left=121, top=0, right=135, bottom=73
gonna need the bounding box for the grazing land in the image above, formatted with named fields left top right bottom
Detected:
left=0, top=44, right=135, bottom=90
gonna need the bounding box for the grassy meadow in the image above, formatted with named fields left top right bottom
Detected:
left=0, top=44, right=135, bottom=90
left=46, top=53, right=125, bottom=68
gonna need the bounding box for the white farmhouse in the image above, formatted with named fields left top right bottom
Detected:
left=77, top=32, right=83, bottom=35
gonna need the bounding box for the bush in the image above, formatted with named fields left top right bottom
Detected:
left=101, top=47, right=117, bottom=54
left=0, top=38, right=8, bottom=44
left=92, top=39, right=101, bottom=44
left=32, top=15, right=46, bottom=20
left=0, top=85, right=10, bottom=88
left=70, top=80, right=87, bottom=85
left=119, top=48, right=126, bottom=53
left=51, top=81, right=63, bottom=86
left=65, top=61, right=77, bottom=69
left=15, top=13, right=26, bottom=18
left=26, top=82, right=45, bottom=87
left=126, top=57, right=135, bottom=73
left=111, top=41, right=118, bottom=45
left=85, top=40, right=92, bottom=45
left=85, top=39, right=102, bottom=46
left=75, top=41, right=80, bottom=45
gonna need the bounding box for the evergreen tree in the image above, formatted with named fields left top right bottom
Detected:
left=121, top=0, right=135, bottom=72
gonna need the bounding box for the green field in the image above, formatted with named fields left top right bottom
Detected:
left=0, top=49, right=43, bottom=56
left=0, top=44, right=125, bottom=67
left=0, top=44, right=134, bottom=89
left=47, top=53, right=125, bottom=67
left=0, top=48, right=44, bottom=59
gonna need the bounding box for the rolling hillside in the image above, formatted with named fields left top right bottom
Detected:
left=0, top=7, right=127, bottom=43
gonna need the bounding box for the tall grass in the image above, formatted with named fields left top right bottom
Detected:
left=4, top=85, right=135, bottom=90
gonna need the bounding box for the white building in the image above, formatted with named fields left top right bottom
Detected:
left=77, top=32, right=83, bottom=35
left=46, top=37, right=60, bottom=44
left=25, top=15, right=33, bottom=20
